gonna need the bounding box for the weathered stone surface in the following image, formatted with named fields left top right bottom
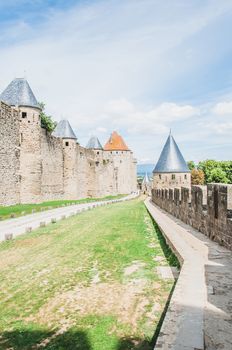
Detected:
left=0, top=102, right=20, bottom=205
left=152, top=184, right=232, bottom=250
left=156, top=266, right=179, bottom=280
left=5, top=233, right=13, bottom=240
left=145, top=198, right=232, bottom=350
left=0, top=102, right=137, bottom=206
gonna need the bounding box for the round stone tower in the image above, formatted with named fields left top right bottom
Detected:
left=153, top=132, right=191, bottom=189
left=0, top=78, right=42, bottom=203
left=52, top=120, right=78, bottom=199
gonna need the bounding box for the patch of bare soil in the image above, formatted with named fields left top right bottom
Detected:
left=153, top=256, right=165, bottom=263
left=124, top=261, right=146, bottom=276
left=14, top=238, right=39, bottom=247
left=28, top=279, right=160, bottom=329
left=0, top=251, right=22, bottom=269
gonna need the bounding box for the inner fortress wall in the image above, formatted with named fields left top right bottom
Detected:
left=93, top=150, right=117, bottom=197
left=40, top=130, right=64, bottom=201
left=0, top=101, right=137, bottom=206
left=103, top=151, right=137, bottom=194
left=0, top=102, right=20, bottom=205
left=152, top=184, right=232, bottom=250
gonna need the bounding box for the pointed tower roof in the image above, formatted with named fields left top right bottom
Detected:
left=52, top=120, right=77, bottom=140
left=86, top=136, right=103, bottom=150
left=142, top=172, right=150, bottom=185
left=0, top=78, right=40, bottom=109
left=104, top=131, right=129, bottom=151
left=153, top=134, right=190, bottom=173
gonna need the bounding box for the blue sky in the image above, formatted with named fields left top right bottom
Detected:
left=0, top=0, right=232, bottom=164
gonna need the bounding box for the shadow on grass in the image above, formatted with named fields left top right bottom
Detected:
left=150, top=281, right=176, bottom=348
left=0, top=329, right=92, bottom=350
left=1, top=330, right=155, bottom=350
left=116, top=338, right=152, bottom=350
left=146, top=208, right=180, bottom=346
left=147, top=210, right=180, bottom=268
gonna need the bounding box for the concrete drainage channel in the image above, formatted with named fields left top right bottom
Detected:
left=0, top=193, right=139, bottom=243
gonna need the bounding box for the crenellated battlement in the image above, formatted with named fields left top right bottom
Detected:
left=152, top=183, right=232, bottom=250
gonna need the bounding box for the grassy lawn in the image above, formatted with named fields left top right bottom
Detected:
left=0, top=197, right=178, bottom=350
left=0, top=195, right=126, bottom=221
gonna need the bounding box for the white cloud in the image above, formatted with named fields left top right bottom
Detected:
left=212, top=101, right=232, bottom=115
left=0, top=0, right=232, bottom=161
left=96, top=127, right=108, bottom=133
left=205, top=122, right=232, bottom=134
left=103, top=99, right=198, bottom=135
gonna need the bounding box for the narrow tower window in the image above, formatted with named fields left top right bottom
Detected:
left=172, top=174, right=175, bottom=180
left=65, top=141, right=69, bottom=147
left=22, top=112, right=27, bottom=118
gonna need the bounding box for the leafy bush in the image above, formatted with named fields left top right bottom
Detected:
left=207, top=168, right=229, bottom=184
left=197, top=160, right=232, bottom=184
left=191, top=169, right=205, bottom=185
left=187, top=160, right=195, bottom=171
left=39, top=102, right=57, bottom=133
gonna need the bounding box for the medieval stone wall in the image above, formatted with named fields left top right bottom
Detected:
left=41, top=130, right=64, bottom=201
left=152, top=184, right=232, bottom=250
left=153, top=172, right=191, bottom=189
left=0, top=102, right=137, bottom=206
left=0, top=102, right=20, bottom=205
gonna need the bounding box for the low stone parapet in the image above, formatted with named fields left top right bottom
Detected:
left=152, top=184, right=232, bottom=250
left=145, top=198, right=232, bottom=350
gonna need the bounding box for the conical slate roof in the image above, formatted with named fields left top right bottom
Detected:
left=86, top=136, right=103, bottom=150
left=142, top=172, right=150, bottom=185
left=153, top=134, right=190, bottom=173
left=104, top=131, right=129, bottom=151
left=52, top=120, right=77, bottom=140
left=0, top=78, right=40, bottom=109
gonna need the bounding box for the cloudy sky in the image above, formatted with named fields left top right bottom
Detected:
left=0, top=0, right=232, bottom=164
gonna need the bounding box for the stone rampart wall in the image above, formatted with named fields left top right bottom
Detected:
left=41, top=130, right=64, bottom=201
left=0, top=102, right=20, bottom=205
left=0, top=102, right=137, bottom=205
left=152, top=184, right=232, bottom=250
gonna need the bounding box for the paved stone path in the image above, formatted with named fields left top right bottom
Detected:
left=145, top=198, right=232, bottom=350
left=0, top=193, right=138, bottom=242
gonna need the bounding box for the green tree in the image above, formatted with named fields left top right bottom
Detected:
left=198, top=160, right=218, bottom=183
left=220, top=161, right=232, bottom=183
left=187, top=160, right=195, bottom=171
left=39, top=102, right=57, bottom=133
left=198, top=159, right=232, bottom=184
left=207, top=168, right=229, bottom=184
